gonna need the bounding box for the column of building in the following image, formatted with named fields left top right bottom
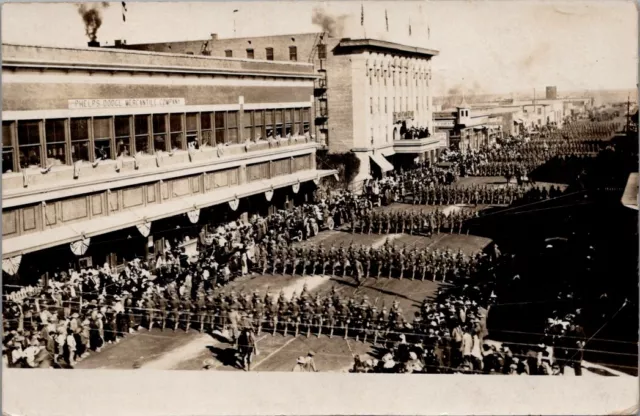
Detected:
left=382, top=56, right=390, bottom=145
left=372, top=54, right=381, bottom=147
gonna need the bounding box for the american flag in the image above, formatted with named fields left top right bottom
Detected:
left=385, top=9, right=389, bottom=32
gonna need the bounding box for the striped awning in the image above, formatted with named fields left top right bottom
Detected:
left=370, top=153, right=394, bottom=173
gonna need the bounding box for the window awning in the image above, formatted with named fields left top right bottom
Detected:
left=370, top=153, right=394, bottom=173
left=2, top=169, right=337, bottom=259
left=621, top=173, right=638, bottom=210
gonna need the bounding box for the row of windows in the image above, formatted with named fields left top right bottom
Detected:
left=2, top=108, right=311, bottom=173
left=226, top=46, right=300, bottom=62
left=368, top=69, right=430, bottom=88
left=369, top=96, right=429, bottom=115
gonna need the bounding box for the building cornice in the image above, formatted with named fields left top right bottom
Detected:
left=337, top=39, right=439, bottom=58
left=2, top=59, right=318, bottom=80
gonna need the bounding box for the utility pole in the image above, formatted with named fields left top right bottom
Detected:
left=626, top=93, right=630, bottom=133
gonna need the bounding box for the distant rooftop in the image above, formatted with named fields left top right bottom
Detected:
left=336, top=38, right=439, bottom=58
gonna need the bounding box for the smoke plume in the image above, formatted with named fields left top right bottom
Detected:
left=77, top=2, right=110, bottom=42
left=312, top=7, right=347, bottom=38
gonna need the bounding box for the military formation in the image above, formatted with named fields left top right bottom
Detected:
left=541, top=121, right=622, bottom=141
left=346, top=207, right=477, bottom=236
left=135, top=281, right=494, bottom=354
left=254, top=239, right=494, bottom=282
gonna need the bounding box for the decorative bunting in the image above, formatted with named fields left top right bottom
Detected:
left=229, top=197, right=240, bottom=211
left=2, top=255, right=22, bottom=276
left=265, top=187, right=274, bottom=202
left=70, top=238, right=91, bottom=256
left=292, top=180, right=301, bottom=194
left=187, top=209, right=200, bottom=224
left=136, top=221, right=151, bottom=238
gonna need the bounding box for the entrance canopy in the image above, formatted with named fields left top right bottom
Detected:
left=621, top=172, right=638, bottom=210
left=370, top=153, right=394, bottom=173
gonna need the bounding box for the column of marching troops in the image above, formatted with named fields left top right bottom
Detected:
left=347, top=207, right=478, bottom=235
left=252, top=239, right=490, bottom=282
left=133, top=279, right=494, bottom=352
left=542, top=121, right=621, bottom=141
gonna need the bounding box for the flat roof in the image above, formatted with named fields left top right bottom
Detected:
left=337, top=38, right=439, bottom=58
left=121, top=32, right=322, bottom=48
left=2, top=43, right=315, bottom=78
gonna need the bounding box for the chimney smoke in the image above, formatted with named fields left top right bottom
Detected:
left=311, top=7, right=347, bottom=38
left=77, top=2, right=110, bottom=43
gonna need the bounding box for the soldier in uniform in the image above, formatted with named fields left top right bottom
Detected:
left=313, top=298, right=324, bottom=337
left=170, top=294, right=182, bottom=332
left=181, top=295, right=194, bottom=332
left=397, top=246, right=407, bottom=280
left=156, top=290, right=168, bottom=331
left=195, top=290, right=207, bottom=333
left=144, top=293, right=156, bottom=331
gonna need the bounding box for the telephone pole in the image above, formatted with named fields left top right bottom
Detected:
left=626, top=94, right=630, bottom=133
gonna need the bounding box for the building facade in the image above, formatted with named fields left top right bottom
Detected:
left=2, top=44, right=335, bottom=279
left=115, top=33, right=448, bottom=187
left=433, top=103, right=508, bottom=154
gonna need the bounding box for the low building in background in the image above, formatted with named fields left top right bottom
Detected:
left=2, top=43, right=336, bottom=278
left=433, top=100, right=512, bottom=154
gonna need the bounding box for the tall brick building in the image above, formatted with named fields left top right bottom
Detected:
left=2, top=43, right=335, bottom=279
left=115, top=32, right=448, bottom=186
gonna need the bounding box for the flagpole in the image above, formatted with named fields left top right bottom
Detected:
left=360, top=1, right=367, bottom=38
left=233, top=9, right=239, bottom=37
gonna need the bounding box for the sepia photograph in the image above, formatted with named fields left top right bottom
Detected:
left=1, top=0, right=638, bottom=414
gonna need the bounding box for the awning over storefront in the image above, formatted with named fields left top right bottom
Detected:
left=379, top=147, right=395, bottom=157
left=2, top=169, right=337, bottom=259
left=621, top=173, right=638, bottom=210
left=370, top=153, right=394, bottom=173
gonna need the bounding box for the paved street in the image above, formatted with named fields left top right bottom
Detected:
left=76, top=202, right=492, bottom=372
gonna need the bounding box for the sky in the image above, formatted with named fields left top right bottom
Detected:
left=2, top=1, right=637, bottom=95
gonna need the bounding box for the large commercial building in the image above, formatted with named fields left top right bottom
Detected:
left=114, top=33, right=448, bottom=186
left=1, top=43, right=335, bottom=279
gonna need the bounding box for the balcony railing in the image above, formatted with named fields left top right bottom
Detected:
left=393, top=131, right=448, bottom=153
